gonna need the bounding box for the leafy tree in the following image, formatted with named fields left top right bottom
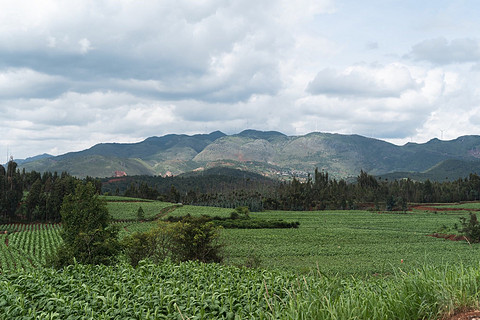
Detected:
left=48, top=182, right=120, bottom=268
left=122, top=216, right=223, bottom=266
left=170, top=216, right=223, bottom=263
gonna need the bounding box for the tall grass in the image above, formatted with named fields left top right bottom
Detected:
left=285, top=263, right=480, bottom=319
left=1, top=261, right=479, bottom=319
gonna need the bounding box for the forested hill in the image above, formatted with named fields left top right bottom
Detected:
left=18, top=130, right=480, bottom=180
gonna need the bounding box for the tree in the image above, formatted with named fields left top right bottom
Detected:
left=48, top=182, right=120, bottom=268
left=25, top=178, right=42, bottom=220
left=4, top=160, right=22, bottom=220
left=136, top=206, right=145, bottom=220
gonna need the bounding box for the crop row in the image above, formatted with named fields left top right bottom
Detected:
left=0, top=224, right=62, bottom=272
left=1, top=260, right=478, bottom=319
left=107, top=201, right=174, bottom=220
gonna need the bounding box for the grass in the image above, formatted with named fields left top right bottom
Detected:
left=1, top=260, right=479, bottom=319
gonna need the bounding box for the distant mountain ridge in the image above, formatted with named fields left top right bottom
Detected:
left=18, top=130, right=480, bottom=180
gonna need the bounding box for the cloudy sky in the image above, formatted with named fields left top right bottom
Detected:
left=1, top=0, right=480, bottom=159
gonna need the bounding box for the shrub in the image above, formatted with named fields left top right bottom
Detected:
left=122, top=216, right=224, bottom=266
left=136, top=206, right=145, bottom=220
left=457, top=212, right=480, bottom=243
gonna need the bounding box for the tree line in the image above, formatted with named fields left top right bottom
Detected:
left=107, top=168, right=480, bottom=211
left=0, top=160, right=100, bottom=222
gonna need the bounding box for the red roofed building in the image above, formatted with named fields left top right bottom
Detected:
left=114, top=171, right=127, bottom=177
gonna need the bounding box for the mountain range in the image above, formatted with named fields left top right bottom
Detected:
left=17, top=130, right=480, bottom=181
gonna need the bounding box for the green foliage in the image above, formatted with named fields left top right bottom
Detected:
left=49, top=182, right=120, bottom=268
left=136, top=206, right=145, bottom=220
left=171, top=216, right=223, bottom=263
left=120, top=231, right=156, bottom=267
left=122, top=216, right=223, bottom=265
left=2, top=261, right=480, bottom=319
left=234, top=206, right=250, bottom=217
left=457, top=212, right=480, bottom=243
left=165, top=213, right=299, bottom=229
left=106, top=200, right=173, bottom=221
left=0, top=224, right=62, bottom=272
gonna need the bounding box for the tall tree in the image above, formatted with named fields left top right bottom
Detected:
left=48, top=182, right=120, bottom=267
left=4, top=160, right=22, bottom=220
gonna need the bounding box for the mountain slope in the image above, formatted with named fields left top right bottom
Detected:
left=18, top=130, right=480, bottom=179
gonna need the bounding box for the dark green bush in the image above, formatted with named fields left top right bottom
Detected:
left=122, top=216, right=223, bottom=265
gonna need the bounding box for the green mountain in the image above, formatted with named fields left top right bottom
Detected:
left=379, top=159, right=480, bottom=182
left=19, top=130, right=480, bottom=180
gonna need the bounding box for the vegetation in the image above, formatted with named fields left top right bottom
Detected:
left=122, top=216, right=223, bottom=266
left=47, top=182, right=120, bottom=268
left=1, top=260, right=480, bottom=319
left=164, top=213, right=300, bottom=229
left=106, top=200, right=174, bottom=221
left=457, top=213, right=480, bottom=243
left=6, top=158, right=480, bottom=319
left=103, top=167, right=480, bottom=212
left=0, top=160, right=96, bottom=222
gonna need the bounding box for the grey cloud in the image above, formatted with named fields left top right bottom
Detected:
left=306, top=65, right=417, bottom=98
left=410, top=37, right=480, bottom=65
left=0, top=0, right=286, bottom=104
left=0, top=68, right=69, bottom=99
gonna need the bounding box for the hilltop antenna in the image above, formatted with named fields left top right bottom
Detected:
left=440, top=130, right=444, bottom=140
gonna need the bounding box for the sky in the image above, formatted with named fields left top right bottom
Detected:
left=1, top=0, right=480, bottom=159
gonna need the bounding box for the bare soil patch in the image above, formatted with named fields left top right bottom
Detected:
left=427, top=233, right=470, bottom=242
left=441, top=310, right=480, bottom=320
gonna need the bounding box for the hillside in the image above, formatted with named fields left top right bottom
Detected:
left=19, top=130, right=480, bottom=180
left=379, top=159, right=480, bottom=182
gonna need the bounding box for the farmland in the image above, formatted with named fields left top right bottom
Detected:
left=1, top=200, right=479, bottom=275
left=2, top=199, right=480, bottom=318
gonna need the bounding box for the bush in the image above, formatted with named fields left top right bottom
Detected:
left=136, top=206, right=145, bottom=220
left=122, top=216, right=224, bottom=266
left=457, top=212, right=480, bottom=243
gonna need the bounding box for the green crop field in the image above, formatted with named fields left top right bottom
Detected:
left=166, top=204, right=234, bottom=218
left=1, top=258, right=480, bottom=319
left=2, top=200, right=480, bottom=318
left=0, top=224, right=62, bottom=272
left=431, top=202, right=480, bottom=210
left=106, top=200, right=174, bottom=220
left=221, top=210, right=480, bottom=275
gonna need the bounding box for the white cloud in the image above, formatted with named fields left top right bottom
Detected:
left=1, top=1, right=480, bottom=159
left=307, top=63, right=419, bottom=98
left=410, top=37, right=480, bottom=65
